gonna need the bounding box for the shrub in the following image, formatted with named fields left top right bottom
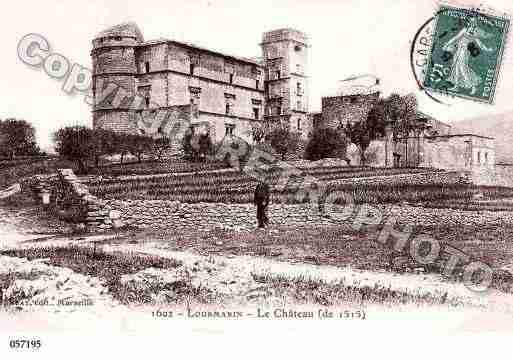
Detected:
left=304, top=127, right=347, bottom=161
left=152, top=137, right=171, bottom=162
left=266, top=126, right=301, bottom=161
left=127, top=134, right=154, bottom=163
left=216, top=137, right=252, bottom=170
left=181, top=128, right=214, bottom=162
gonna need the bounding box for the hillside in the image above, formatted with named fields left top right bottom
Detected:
left=450, top=111, right=513, bottom=164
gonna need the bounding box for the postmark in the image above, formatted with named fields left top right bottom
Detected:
left=422, top=3, right=510, bottom=104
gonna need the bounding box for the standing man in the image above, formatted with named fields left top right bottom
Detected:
left=254, top=181, right=270, bottom=228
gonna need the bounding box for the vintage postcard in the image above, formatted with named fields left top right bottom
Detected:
left=2, top=0, right=513, bottom=357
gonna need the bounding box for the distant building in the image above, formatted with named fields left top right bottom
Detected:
left=312, top=91, right=496, bottom=184
left=91, top=22, right=310, bottom=146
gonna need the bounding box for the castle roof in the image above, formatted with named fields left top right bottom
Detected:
left=94, top=23, right=266, bottom=66
left=95, top=22, right=144, bottom=42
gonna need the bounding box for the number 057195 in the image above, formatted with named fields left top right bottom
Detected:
left=9, top=339, right=42, bottom=350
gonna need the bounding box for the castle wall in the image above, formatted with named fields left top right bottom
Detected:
left=93, top=111, right=129, bottom=132
left=320, top=92, right=379, bottom=130
left=93, top=47, right=137, bottom=74
left=393, top=135, right=496, bottom=185
left=91, top=24, right=312, bottom=153
left=136, top=72, right=168, bottom=107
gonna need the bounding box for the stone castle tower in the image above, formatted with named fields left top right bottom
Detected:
left=91, top=23, right=143, bottom=133
left=261, top=29, right=310, bottom=136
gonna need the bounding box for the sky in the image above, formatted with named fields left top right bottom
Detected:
left=1, top=0, right=513, bottom=149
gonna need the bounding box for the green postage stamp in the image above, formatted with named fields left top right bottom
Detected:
left=423, top=4, right=510, bottom=104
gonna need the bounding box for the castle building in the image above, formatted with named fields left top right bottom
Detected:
left=91, top=23, right=310, bottom=145
left=313, top=91, right=496, bottom=184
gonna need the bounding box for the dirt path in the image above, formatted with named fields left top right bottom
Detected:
left=9, top=230, right=513, bottom=312
left=3, top=205, right=513, bottom=316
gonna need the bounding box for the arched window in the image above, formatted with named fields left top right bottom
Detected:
left=297, top=118, right=301, bottom=131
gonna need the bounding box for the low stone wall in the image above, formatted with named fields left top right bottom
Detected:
left=24, top=169, right=115, bottom=232
left=106, top=199, right=513, bottom=232
left=106, top=200, right=343, bottom=231
left=382, top=204, right=513, bottom=228
left=19, top=168, right=474, bottom=233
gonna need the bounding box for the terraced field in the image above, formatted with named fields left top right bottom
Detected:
left=89, top=166, right=472, bottom=204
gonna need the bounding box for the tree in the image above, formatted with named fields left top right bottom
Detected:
left=0, top=118, right=39, bottom=159
left=343, top=93, right=418, bottom=166
left=304, top=127, right=347, bottom=161
left=181, top=127, right=195, bottom=161
left=265, top=125, right=300, bottom=161
left=53, top=126, right=94, bottom=173
left=153, top=136, right=171, bottom=162
left=250, top=122, right=268, bottom=143
left=181, top=126, right=214, bottom=162
left=128, top=134, right=154, bottom=163
left=112, top=132, right=132, bottom=164
left=385, top=93, right=418, bottom=166
left=90, top=129, right=117, bottom=167
left=397, top=94, right=418, bottom=166
left=344, top=101, right=387, bottom=166
left=196, top=132, right=214, bottom=161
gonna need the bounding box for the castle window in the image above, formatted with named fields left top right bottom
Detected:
left=485, top=152, right=488, bottom=164
left=190, top=63, right=195, bottom=75
left=477, top=151, right=481, bottom=164
left=225, top=103, right=232, bottom=116
left=253, top=107, right=259, bottom=120
left=115, top=36, right=122, bottom=41
left=297, top=100, right=302, bottom=111
left=145, top=62, right=150, bottom=73
left=297, top=118, right=301, bottom=131
left=225, top=124, right=235, bottom=136
left=297, top=82, right=302, bottom=95
left=145, top=96, right=150, bottom=108
left=256, top=79, right=259, bottom=89
left=229, top=73, right=234, bottom=84
left=275, top=70, right=281, bottom=79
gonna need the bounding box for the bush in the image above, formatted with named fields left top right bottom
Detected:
left=215, top=137, right=252, bottom=170
left=127, top=133, right=154, bottom=163
left=181, top=128, right=214, bottom=162
left=266, top=126, right=300, bottom=161
left=304, top=128, right=347, bottom=161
